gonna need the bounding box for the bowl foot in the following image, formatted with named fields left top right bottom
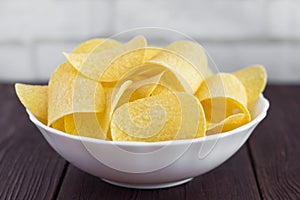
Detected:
left=101, top=178, right=193, bottom=189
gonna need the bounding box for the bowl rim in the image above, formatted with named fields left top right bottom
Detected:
left=27, top=95, right=270, bottom=147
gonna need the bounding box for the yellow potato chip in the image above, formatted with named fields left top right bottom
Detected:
left=175, top=92, right=206, bottom=139
left=51, top=117, right=65, bottom=132
left=233, top=65, right=267, bottom=104
left=111, top=90, right=206, bottom=142
left=200, top=97, right=250, bottom=124
left=196, top=73, right=247, bottom=104
left=98, top=80, right=133, bottom=139
left=207, top=113, right=249, bottom=135
left=143, top=47, right=162, bottom=62
left=108, top=63, right=165, bottom=102
left=130, top=85, right=156, bottom=101
left=15, top=83, right=48, bottom=124
left=127, top=69, right=189, bottom=98
left=48, top=62, right=105, bottom=126
left=110, top=80, right=133, bottom=114
left=72, top=38, right=121, bottom=54
left=153, top=69, right=190, bottom=93
left=64, top=113, right=106, bottom=139
left=64, top=36, right=147, bottom=82
left=148, top=40, right=212, bottom=93
left=115, top=63, right=191, bottom=102
left=195, top=73, right=250, bottom=132
left=111, top=90, right=180, bottom=142
left=123, top=69, right=167, bottom=101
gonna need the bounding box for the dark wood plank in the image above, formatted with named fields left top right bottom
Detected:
left=185, top=146, right=260, bottom=200
left=249, top=85, right=300, bottom=199
left=57, top=165, right=186, bottom=200
left=57, top=146, right=259, bottom=199
left=0, top=84, right=67, bottom=200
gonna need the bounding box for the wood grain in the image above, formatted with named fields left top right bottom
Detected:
left=249, top=85, right=300, bottom=199
left=57, top=146, right=259, bottom=200
left=0, top=84, right=67, bottom=200
left=57, top=165, right=186, bottom=200
left=185, top=146, right=260, bottom=200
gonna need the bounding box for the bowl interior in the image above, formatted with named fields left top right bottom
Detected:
left=27, top=94, right=269, bottom=146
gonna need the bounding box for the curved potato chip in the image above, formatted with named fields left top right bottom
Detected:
left=153, top=70, right=189, bottom=93
left=207, top=113, right=249, bottom=135
left=64, top=36, right=147, bottom=82
left=233, top=65, right=267, bottom=104
left=115, top=63, right=191, bottom=102
left=143, top=47, right=162, bottom=62
left=195, top=73, right=250, bottom=130
left=175, top=92, right=206, bottom=139
left=73, top=38, right=121, bottom=54
left=111, top=90, right=206, bottom=142
left=111, top=90, right=180, bottom=142
left=51, top=117, right=65, bottom=132
left=116, top=64, right=168, bottom=102
left=202, top=97, right=250, bottom=123
left=196, top=73, right=247, bottom=104
left=15, top=84, right=48, bottom=124
left=129, top=76, right=184, bottom=101
left=148, top=40, right=212, bottom=93
left=48, top=62, right=105, bottom=126
left=64, top=113, right=106, bottom=139
left=97, top=80, right=133, bottom=139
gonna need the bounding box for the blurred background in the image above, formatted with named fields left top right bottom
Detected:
left=0, top=0, right=299, bottom=83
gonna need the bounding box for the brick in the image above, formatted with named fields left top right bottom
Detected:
left=0, top=0, right=112, bottom=41
left=0, top=44, right=34, bottom=82
left=202, top=41, right=300, bottom=83
left=268, top=0, right=300, bottom=39
left=114, top=0, right=266, bottom=40
left=35, top=42, right=77, bottom=80
left=89, top=1, right=114, bottom=37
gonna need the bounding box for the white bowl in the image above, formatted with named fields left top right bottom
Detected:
left=27, top=95, right=269, bottom=189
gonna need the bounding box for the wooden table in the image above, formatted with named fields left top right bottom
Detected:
left=0, top=84, right=299, bottom=199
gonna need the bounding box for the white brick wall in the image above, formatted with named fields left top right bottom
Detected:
left=268, top=0, right=300, bottom=39
left=114, top=0, right=267, bottom=39
left=0, top=0, right=299, bottom=83
left=0, top=43, right=33, bottom=81
left=203, top=41, right=300, bottom=83
left=35, top=41, right=76, bottom=80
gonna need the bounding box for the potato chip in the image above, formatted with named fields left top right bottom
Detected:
left=64, top=36, right=147, bottom=82
left=152, top=69, right=190, bottom=93
left=143, top=47, right=162, bottom=62
left=64, top=113, right=105, bottom=139
left=196, top=73, right=247, bottom=104
left=98, top=80, right=133, bottom=139
left=111, top=90, right=180, bottom=142
left=175, top=92, right=206, bottom=139
left=195, top=73, right=250, bottom=133
left=110, top=80, right=133, bottom=114
left=48, top=62, right=105, bottom=126
left=200, top=97, right=250, bottom=124
left=111, top=90, right=206, bottom=142
left=148, top=40, right=212, bottom=93
left=127, top=69, right=190, bottom=98
left=72, top=38, right=120, bottom=54
left=115, top=63, right=191, bottom=102
left=207, top=113, right=249, bottom=135
left=51, top=117, right=65, bottom=132
left=233, top=65, right=267, bottom=104
left=15, top=83, right=48, bottom=125
left=116, top=64, right=167, bottom=102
